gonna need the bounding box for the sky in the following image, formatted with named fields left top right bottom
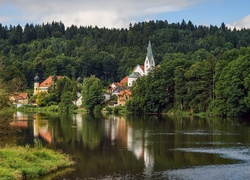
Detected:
left=0, top=0, right=249, bottom=29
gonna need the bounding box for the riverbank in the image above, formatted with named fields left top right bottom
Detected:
left=0, top=145, right=74, bottom=179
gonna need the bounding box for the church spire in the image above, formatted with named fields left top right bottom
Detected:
left=144, top=40, right=155, bottom=75
left=147, top=40, right=154, bottom=61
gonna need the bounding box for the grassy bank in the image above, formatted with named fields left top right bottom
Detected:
left=0, top=145, right=74, bottom=179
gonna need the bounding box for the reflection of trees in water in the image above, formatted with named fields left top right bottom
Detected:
left=53, top=113, right=105, bottom=150
left=80, top=113, right=104, bottom=149
left=0, top=111, right=21, bottom=146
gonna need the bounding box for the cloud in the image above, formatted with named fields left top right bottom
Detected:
left=0, top=0, right=204, bottom=28
left=227, top=15, right=250, bottom=30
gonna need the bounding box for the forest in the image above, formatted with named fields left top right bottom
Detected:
left=0, top=20, right=250, bottom=116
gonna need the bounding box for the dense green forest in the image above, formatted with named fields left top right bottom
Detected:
left=0, top=20, right=250, bottom=116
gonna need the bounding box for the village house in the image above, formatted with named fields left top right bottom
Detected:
left=108, top=82, right=129, bottom=96
left=10, top=92, right=29, bottom=107
left=117, top=89, right=132, bottom=106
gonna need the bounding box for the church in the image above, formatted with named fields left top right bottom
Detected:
left=127, top=40, right=155, bottom=87
left=33, top=75, right=64, bottom=95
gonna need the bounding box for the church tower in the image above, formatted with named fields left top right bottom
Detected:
left=144, top=40, right=155, bottom=75
left=34, top=75, right=40, bottom=95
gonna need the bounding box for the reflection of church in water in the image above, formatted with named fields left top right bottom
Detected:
left=103, top=115, right=155, bottom=176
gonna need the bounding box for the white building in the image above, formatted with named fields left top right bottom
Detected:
left=128, top=40, right=156, bottom=87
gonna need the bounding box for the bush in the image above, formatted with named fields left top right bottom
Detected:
left=94, top=105, right=102, bottom=112
left=46, top=105, right=58, bottom=112
left=114, top=106, right=122, bottom=114
left=105, top=106, right=112, bottom=113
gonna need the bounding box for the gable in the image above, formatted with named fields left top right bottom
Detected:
left=40, top=76, right=64, bottom=87
left=133, top=65, right=144, bottom=76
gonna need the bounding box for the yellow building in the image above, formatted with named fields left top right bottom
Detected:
left=33, top=75, right=64, bottom=95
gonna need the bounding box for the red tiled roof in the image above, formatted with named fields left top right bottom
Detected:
left=118, top=89, right=132, bottom=96
left=120, top=76, right=128, bottom=84
left=11, top=93, right=29, bottom=100
left=113, top=82, right=122, bottom=87
left=18, top=93, right=29, bottom=99
left=40, top=76, right=64, bottom=87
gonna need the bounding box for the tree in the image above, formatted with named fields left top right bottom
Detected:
left=36, top=91, right=49, bottom=107
left=59, top=91, right=75, bottom=113
left=82, top=75, right=103, bottom=113
left=184, top=60, right=214, bottom=113
left=54, top=77, right=73, bottom=103
left=0, top=89, right=11, bottom=110
left=215, top=53, right=250, bottom=116
left=127, top=57, right=192, bottom=114
left=174, top=66, right=188, bottom=110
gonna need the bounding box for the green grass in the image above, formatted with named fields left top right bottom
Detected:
left=0, top=146, right=74, bottom=179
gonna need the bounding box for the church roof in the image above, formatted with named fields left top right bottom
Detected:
left=39, top=76, right=64, bottom=87
left=146, top=40, right=154, bottom=61
left=129, top=72, right=140, bottom=78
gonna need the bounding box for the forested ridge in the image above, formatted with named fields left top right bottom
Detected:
left=1, top=20, right=250, bottom=116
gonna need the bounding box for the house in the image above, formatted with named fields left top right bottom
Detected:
left=117, top=89, right=132, bottom=106
left=73, top=92, right=82, bottom=107
left=108, top=82, right=123, bottom=94
left=10, top=93, right=29, bottom=107
left=103, top=93, right=111, bottom=102
left=127, top=40, right=155, bottom=87
left=34, top=75, right=64, bottom=95
left=107, top=82, right=129, bottom=96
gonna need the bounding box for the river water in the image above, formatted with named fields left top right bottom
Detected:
left=9, top=112, right=250, bottom=179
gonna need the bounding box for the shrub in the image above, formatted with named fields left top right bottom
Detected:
left=105, top=106, right=112, bottom=113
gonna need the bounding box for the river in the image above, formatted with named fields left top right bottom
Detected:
left=8, top=112, right=250, bottom=179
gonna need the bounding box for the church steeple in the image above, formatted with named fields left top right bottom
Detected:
left=144, top=40, right=155, bottom=75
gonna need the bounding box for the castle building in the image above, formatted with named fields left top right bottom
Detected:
left=127, top=40, right=155, bottom=87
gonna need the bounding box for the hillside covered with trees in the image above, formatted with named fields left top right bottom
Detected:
left=0, top=20, right=250, bottom=116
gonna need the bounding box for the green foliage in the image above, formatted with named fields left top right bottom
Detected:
left=113, top=106, right=122, bottom=114
left=0, top=21, right=250, bottom=89
left=1, top=21, right=250, bottom=116
left=105, top=106, right=112, bottom=113
left=46, top=105, right=59, bottom=112
left=36, top=91, right=50, bottom=107
left=59, top=91, right=75, bottom=113
left=127, top=58, right=191, bottom=114
left=0, top=146, right=74, bottom=179
left=34, top=139, right=43, bottom=149
left=82, top=75, right=104, bottom=112
left=215, top=53, right=250, bottom=116
left=94, top=105, right=102, bottom=112
left=0, top=89, right=11, bottom=110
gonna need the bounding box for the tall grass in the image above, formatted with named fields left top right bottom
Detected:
left=0, top=146, right=74, bottom=179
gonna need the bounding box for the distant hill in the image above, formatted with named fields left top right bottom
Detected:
left=0, top=20, right=249, bottom=88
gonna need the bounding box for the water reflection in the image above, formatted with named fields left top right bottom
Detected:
left=11, top=112, right=250, bottom=179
